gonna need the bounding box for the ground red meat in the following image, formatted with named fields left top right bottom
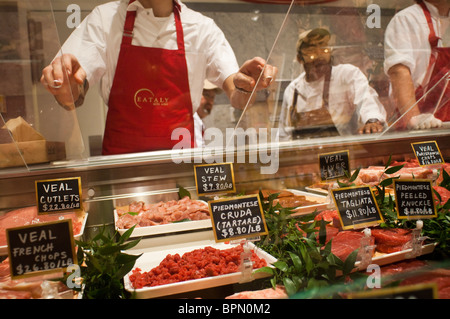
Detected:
left=129, top=245, right=267, bottom=289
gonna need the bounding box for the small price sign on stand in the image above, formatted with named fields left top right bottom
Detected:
left=348, top=282, right=438, bottom=299
left=393, top=180, right=437, bottom=220
left=331, top=186, right=384, bottom=230
left=194, top=163, right=236, bottom=196
left=6, top=219, right=76, bottom=280
left=35, top=177, right=82, bottom=214
left=318, top=150, right=350, bottom=181
left=208, top=195, right=267, bottom=242
left=411, top=141, right=444, bottom=166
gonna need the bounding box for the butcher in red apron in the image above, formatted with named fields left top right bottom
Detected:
left=102, top=0, right=195, bottom=155
left=415, top=0, right=450, bottom=122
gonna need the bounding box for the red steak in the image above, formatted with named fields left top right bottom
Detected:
left=331, top=230, right=374, bottom=261
left=371, top=228, right=412, bottom=253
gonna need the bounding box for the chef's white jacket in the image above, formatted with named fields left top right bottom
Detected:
left=384, top=1, right=450, bottom=89
left=59, top=0, right=239, bottom=114
left=278, top=64, right=387, bottom=139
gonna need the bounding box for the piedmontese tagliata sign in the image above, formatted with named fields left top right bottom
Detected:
left=331, top=186, right=384, bottom=230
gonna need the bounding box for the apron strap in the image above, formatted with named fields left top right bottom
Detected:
left=322, top=67, right=332, bottom=109
left=417, top=0, right=439, bottom=91
left=173, top=0, right=185, bottom=53
left=417, top=0, right=440, bottom=48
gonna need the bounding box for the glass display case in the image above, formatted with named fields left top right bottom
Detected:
left=0, top=0, right=449, bottom=300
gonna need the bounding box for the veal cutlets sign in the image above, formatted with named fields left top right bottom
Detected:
left=35, top=177, right=82, bottom=214
left=208, top=195, right=267, bottom=242
left=393, top=180, right=437, bottom=219
left=6, top=219, right=76, bottom=279
left=318, top=150, right=350, bottom=181
left=331, top=186, right=384, bottom=230
left=194, top=163, right=236, bottom=196
left=411, top=141, right=444, bottom=166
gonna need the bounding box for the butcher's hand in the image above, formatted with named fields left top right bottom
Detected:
left=407, top=113, right=442, bottom=130
left=40, top=53, right=87, bottom=110
left=358, top=120, right=384, bottom=134
left=233, top=57, right=278, bottom=93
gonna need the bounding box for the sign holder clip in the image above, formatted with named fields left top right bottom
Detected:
left=406, top=220, right=428, bottom=258
left=357, top=228, right=376, bottom=270
left=238, top=240, right=254, bottom=283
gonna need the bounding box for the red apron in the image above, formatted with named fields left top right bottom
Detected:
left=102, top=0, right=194, bottom=155
left=415, top=1, right=450, bottom=121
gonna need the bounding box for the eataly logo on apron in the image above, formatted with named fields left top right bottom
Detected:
left=134, top=88, right=169, bottom=108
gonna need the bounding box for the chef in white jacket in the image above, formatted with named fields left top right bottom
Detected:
left=384, top=0, right=449, bottom=130
left=279, top=28, right=387, bottom=140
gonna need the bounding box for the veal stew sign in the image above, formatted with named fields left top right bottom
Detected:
left=194, top=163, right=236, bottom=196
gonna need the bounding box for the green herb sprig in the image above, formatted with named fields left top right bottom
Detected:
left=73, top=226, right=141, bottom=299
left=255, top=191, right=362, bottom=298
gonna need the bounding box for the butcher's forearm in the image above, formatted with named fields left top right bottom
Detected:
left=387, top=64, right=420, bottom=118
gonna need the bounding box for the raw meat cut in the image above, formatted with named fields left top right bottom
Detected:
left=252, top=189, right=319, bottom=208
left=353, top=166, right=436, bottom=186
left=116, top=196, right=210, bottom=229
left=330, top=230, right=375, bottom=261
left=433, top=186, right=450, bottom=205
left=225, top=285, right=287, bottom=299
left=371, top=228, right=412, bottom=253
left=129, top=244, right=267, bottom=289
left=314, top=209, right=341, bottom=228
left=373, top=259, right=450, bottom=299
left=0, top=206, right=84, bottom=246
left=0, top=258, right=71, bottom=299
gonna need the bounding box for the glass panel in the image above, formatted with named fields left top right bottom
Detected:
left=2, top=0, right=446, bottom=171
left=0, top=0, right=84, bottom=171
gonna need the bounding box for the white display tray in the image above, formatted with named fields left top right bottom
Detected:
left=0, top=212, right=88, bottom=256
left=363, top=242, right=437, bottom=268
left=305, top=186, right=329, bottom=196
left=124, top=241, right=277, bottom=299
left=114, top=200, right=212, bottom=238
left=285, top=189, right=330, bottom=216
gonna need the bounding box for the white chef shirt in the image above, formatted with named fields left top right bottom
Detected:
left=278, top=64, right=387, bottom=139
left=384, top=1, right=450, bottom=89
left=59, top=0, right=239, bottom=113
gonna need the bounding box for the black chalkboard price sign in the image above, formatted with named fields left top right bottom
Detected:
left=331, top=186, right=384, bottom=230
left=348, top=282, right=438, bottom=299
left=318, top=150, right=350, bottom=181
left=35, top=177, right=82, bottom=214
left=411, top=141, right=444, bottom=166
left=6, top=219, right=76, bottom=280
left=208, top=195, right=268, bottom=242
left=394, top=179, right=437, bottom=219
left=194, top=163, right=236, bottom=196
